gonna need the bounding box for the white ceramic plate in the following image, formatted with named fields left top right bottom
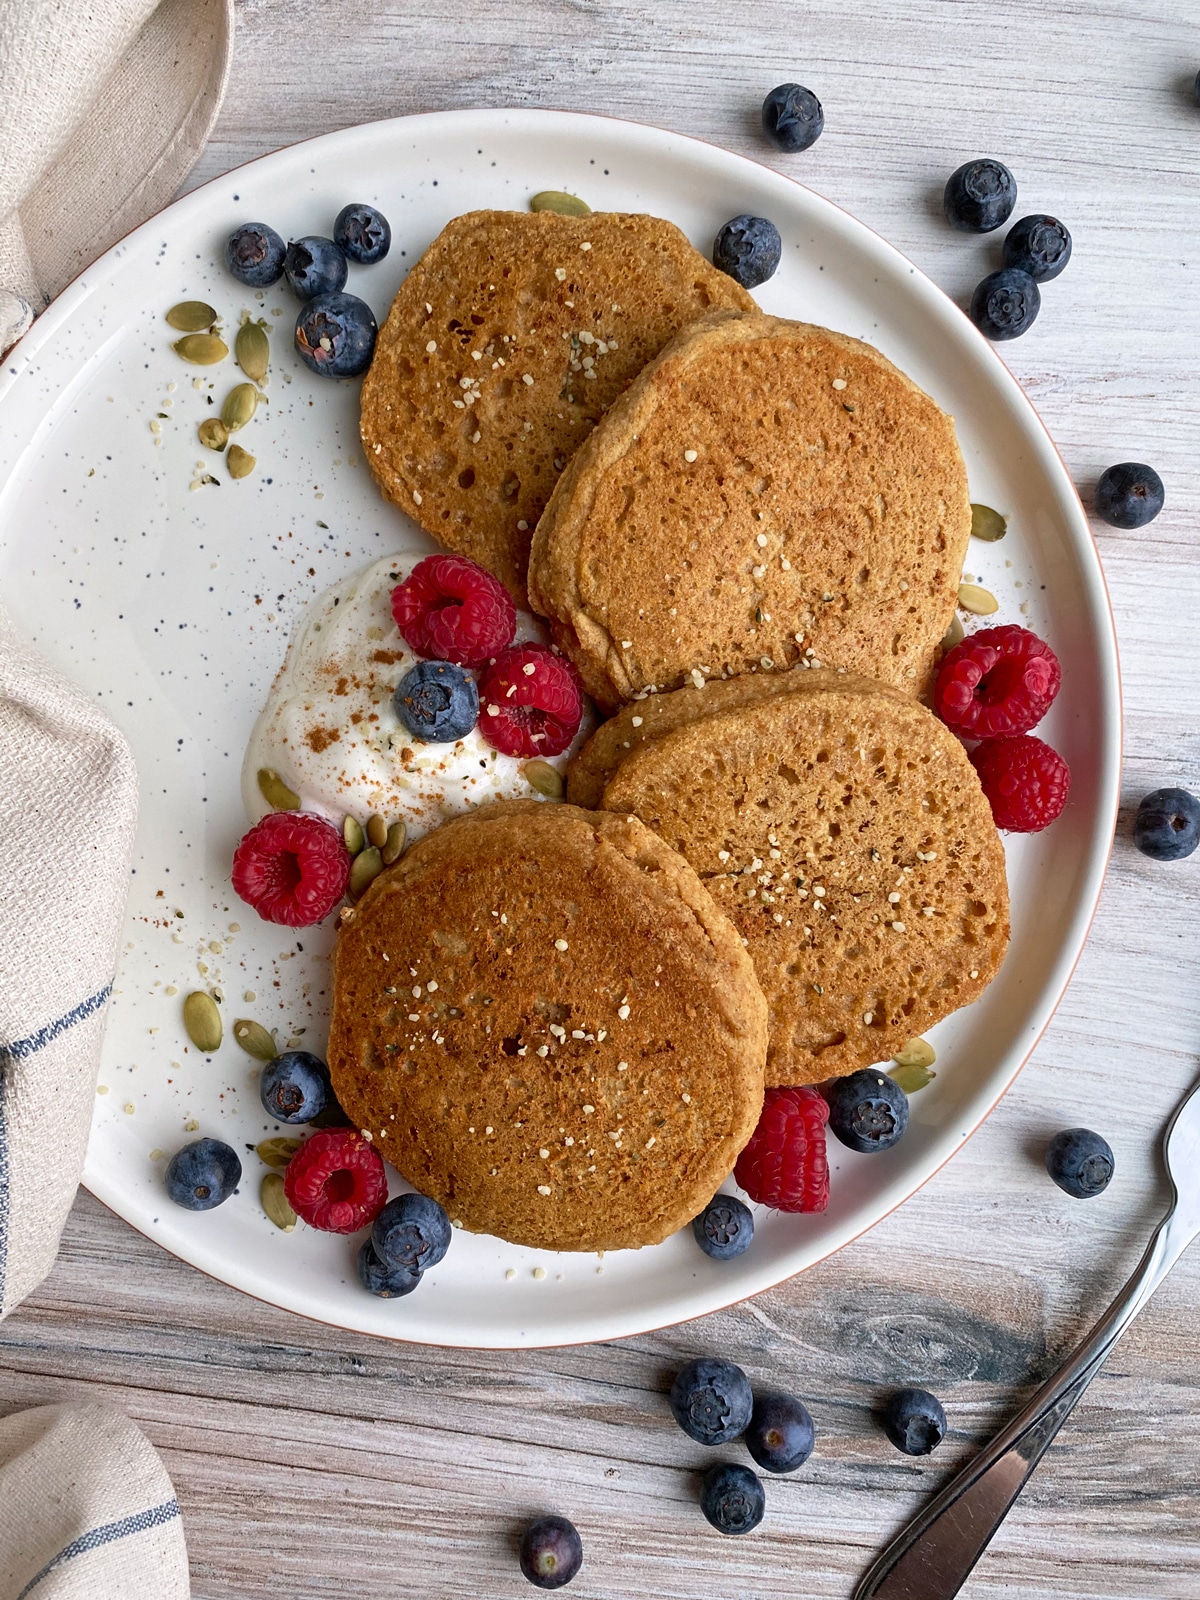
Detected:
left=0, top=110, right=1119, bottom=1349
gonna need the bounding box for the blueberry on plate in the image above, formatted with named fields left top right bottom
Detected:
left=259, top=1049, right=331, bottom=1123
left=372, top=1191, right=452, bottom=1272
left=699, top=1462, right=765, bottom=1535
left=692, top=1193, right=754, bottom=1260
left=295, top=291, right=377, bottom=378
left=1133, top=787, right=1200, bottom=861
left=713, top=214, right=782, bottom=289
left=944, top=159, right=1017, bottom=233
left=969, top=268, right=1040, bottom=341
left=1045, top=1128, right=1114, bottom=1198
left=519, top=1515, right=583, bottom=1590
left=1094, top=461, right=1164, bottom=529
left=283, top=235, right=349, bottom=300
left=393, top=659, right=479, bottom=741
left=165, top=1138, right=242, bottom=1210
left=1002, top=214, right=1072, bottom=283
left=225, top=223, right=286, bottom=287
left=883, top=1387, right=947, bottom=1455
left=669, top=1357, right=753, bottom=1446
left=761, top=83, right=824, bottom=152
left=745, top=1391, right=815, bottom=1473
left=334, top=202, right=392, bottom=265
left=826, top=1069, right=909, bottom=1153
left=357, top=1240, right=423, bottom=1298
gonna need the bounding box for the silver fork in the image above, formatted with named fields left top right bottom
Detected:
left=855, top=1076, right=1200, bottom=1600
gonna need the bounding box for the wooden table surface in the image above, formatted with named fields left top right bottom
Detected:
left=4, top=2, right=1200, bottom=1595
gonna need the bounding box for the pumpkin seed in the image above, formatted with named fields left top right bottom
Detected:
left=522, top=758, right=564, bottom=798
left=257, top=767, right=300, bottom=811
left=260, top=1171, right=297, bottom=1231
left=166, top=300, right=218, bottom=332
left=197, top=417, right=228, bottom=452
left=349, top=845, right=383, bottom=899
left=183, top=990, right=222, bottom=1053
left=893, top=1036, right=937, bottom=1070
left=173, top=332, right=228, bottom=365
left=227, top=444, right=256, bottom=479
left=236, top=319, right=270, bottom=382
left=257, top=1136, right=302, bottom=1169
left=941, top=614, right=965, bottom=652
left=381, top=818, right=407, bottom=865
left=221, top=382, right=259, bottom=431
left=233, top=1018, right=278, bottom=1062
left=366, top=813, right=388, bottom=848
left=343, top=815, right=365, bottom=855
left=970, top=502, right=1008, bottom=542
left=889, top=1061, right=937, bottom=1095
left=530, top=190, right=591, bottom=216
left=957, top=581, right=999, bottom=615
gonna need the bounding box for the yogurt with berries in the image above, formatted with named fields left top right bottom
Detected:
left=241, top=550, right=590, bottom=841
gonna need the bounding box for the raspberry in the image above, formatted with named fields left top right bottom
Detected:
left=734, top=1086, right=830, bottom=1213
left=934, top=624, right=1061, bottom=738
left=970, top=735, right=1070, bottom=832
left=231, top=811, right=350, bottom=927
left=283, top=1129, right=388, bottom=1234
left=478, top=644, right=584, bottom=758
left=390, top=554, right=516, bottom=666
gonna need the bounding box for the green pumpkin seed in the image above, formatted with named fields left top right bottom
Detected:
left=366, top=813, right=388, bottom=849
left=221, top=382, right=259, bottom=431
left=343, top=815, right=365, bottom=855
left=166, top=300, right=218, bottom=332
left=257, top=1136, right=303, bottom=1169
left=183, top=990, right=222, bottom=1053
left=970, top=503, right=1008, bottom=542
left=198, top=417, right=228, bottom=452
left=958, top=581, right=999, bottom=616
left=260, top=1171, right=297, bottom=1231
left=227, top=444, right=256, bottom=479
left=173, top=333, right=228, bottom=365
left=236, top=319, right=270, bottom=382
left=893, top=1036, right=937, bottom=1070
left=941, top=614, right=965, bottom=652
left=522, top=758, right=564, bottom=798
left=530, top=190, right=591, bottom=216
left=349, top=845, right=383, bottom=899
left=381, top=818, right=407, bottom=865
left=889, top=1061, right=937, bottom=1095
left=233, top=1018, right=278, bottom=1062
left=257, top=767, right=300, bottom=811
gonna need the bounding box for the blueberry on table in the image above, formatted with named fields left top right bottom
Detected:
left=1134, top=787, right=1200, bottom=861
left=1094, top=461, right=1164, bottom=529
left=669, top=1358, right=753, bottom=1446
left=283, top=235, right=349, bottom=300
left=357, top=1239, right=423, bottom=1298
left=745, top=1391, right=815, bottom=1473
left=761, top=83, right=824, bottom=152
left=295, top=292, right=378, bottom=378
left=393, top=660, right=479, bottom=741
left=826, top=1069, right=909, bottom=1153
left=1002, top=214, right=1072, bottom=282
left=1045, top=1128, right=1115, bottom=1198
left=883, top=1388, right=947, bottom=1455
left=713, top=214, right=782, bottom=289
left=225, top=223, right=286, bottom=287
left=944, top=159, right=1017, bottom=232
left=692, top=1193, right=754, bottom=1259
left=165, top=1138, right=241, bottom=1210
left=372, top=1191, right=452, bottom=1272
left=699, top=1462, right=765, bottom=1535
left=259, top=1050, right=331, bottom=1124
left=519, top=1515, right=583, bottom=1589
left=334, top=202, right=391, bottom=265
left=969, top=268, right=1040, bottom=341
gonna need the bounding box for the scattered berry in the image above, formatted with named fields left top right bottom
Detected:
left=734, top=1086, right=830, bottom=1212
left=259, top=1050, right=331, bottom=1123
left=970, top=268, right=1040, bottom=340
left=883, top=1388, right=947, bottom=1455
left=745, top=1391, right=815, bottom=1473
left=761, top=83, right=824, bottom=152
left=165, top=1138, right=241, bottom=1210
left=333, top=202, right=391, bottom=265
left=390, top=553, right=516, bottom=666
left=826, top=1070, right=910, bottom=1154
left=1045, top=1128, right=1114, bottom=1198
left=284, top=235, right=348, bottom=299
left=519, top=1515, right=583, bottom=1590
left=1133, top=787, right=1200, bottom=861
left=372, top=1191, right=452, bottom=1272
left=970, top=735, right=1070, bottom=833
left=225, top=223, right=286, bottom=287
left=1095, top=461, right=1164, bottom=529
left=357, top=1239, right=422, bottom=1298
left=478, top=644, right=584, bottom=757
left=692, top=1194, right=755, bottom=1260
left=934, top=624, right=1061, bottom=739
left=232, top=811, right=351, bottom=926
left=944, top=159, right=1017, bottom=232
left=669, top=1358, right=753, bottom=1446
left=393, top=659, right=479, bottom=741
left=713, top=215, right=782, bottom=289
left=699, top=1463, right=765, bottom=1536
left=283, top=1128, right=388, bottom=1233
left=1002, top=214, right=1072, bottom=282
left=295, top=291, right=378, bottom=378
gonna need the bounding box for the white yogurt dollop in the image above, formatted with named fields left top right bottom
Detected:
left=242, top=551, right=590, bottom=839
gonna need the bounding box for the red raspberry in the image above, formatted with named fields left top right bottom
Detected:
left=478, top=644, right=584, bottom=758
left=283, top=1129, right=388, bottom=1234
left=734, top=1087, right=830, bottom=1213
left=934, top=624, right=1061, bottom=738
left=970, top=735, right=1070, bottom=832
left=390, top=553, right=516, bottom=667
left=231, top=811, right=350, bottom=927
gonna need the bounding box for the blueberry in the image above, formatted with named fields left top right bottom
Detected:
left=883, top=1388, right=946, bottom=1455
left=969, top=268, right=1040, bottom=341
left=519, top=1515, right=583, bottom=1589
left=1094, top=461, right=1164, bottom=529
left=745, top=1391, right=815, bottom=1473
left=669, top=1357, right=753, bottom=1446
left=692, top=1193, right=754, bottom=1260
left=334, top=203, right=392, bottom=265
left=165, top=1138, right=241, bottom=1210
left=1002, top=214, right=1072, bottom=283
left=295, top=291, right=378, bottom=378
left=761, top=83, right=824, bottom=153
left=393, top=659, right=478, bottom=741
left=699, top=1462, right=765, bottom=1536
left=225, top=223, right=286, bottom=287
left=1045, top=1128, right=1115, bottom=1198
left=259, top=1050, right=330, bottom=1123
left=944, top=159, right=1017, bottom=233
left=372, top=1191, right=452, bottom=1272
left=1134, top=787, right=1200, bottom=861
left=357, top=1239, right=423, bottom=1298
left=283, top=236, right=348, bottom=300
left=826, top=1069, right=909, bottom=1153
left=713, top=215, right=782, bottom=289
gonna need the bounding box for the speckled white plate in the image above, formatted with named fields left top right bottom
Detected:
left=0, top=110, right=1120, bottom=1349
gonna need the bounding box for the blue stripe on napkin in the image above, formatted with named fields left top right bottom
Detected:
left=16, top=1498, right=181, bottom=1599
